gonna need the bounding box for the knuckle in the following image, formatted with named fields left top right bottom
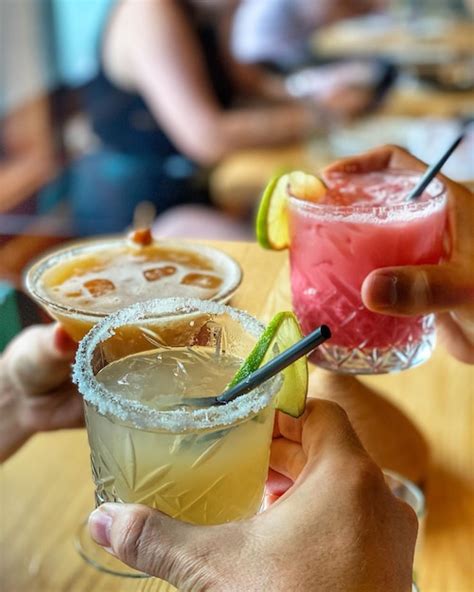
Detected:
left=412, top=270, right=434, bottom=308
left=306, top=399, right=352, bottom=441
left=113, top=508, right=157, bottom=567
left=347, top=457, right=384, bottom=497
left=321, top=401, right=359, bottom=441
left=113, top=509, right=208, bottom=584
left=382, top=142, right=404, bottom=153
left=321, top=399, right=350, bottom=424
left=308, top=399, right=368, bottom=462
left=8, top=326, right=52, bottom=381
left=17, top=325, right=51, bottom=354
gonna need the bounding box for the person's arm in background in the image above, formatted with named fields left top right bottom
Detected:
left=0, top=324, right=83, bottom=462
left=102, top=0, right=329, bottom=166
left=0, top=96, right=57, bottom=213
left=88, top=399, right=417, bottom=591
left=0, top=97, right=56, bottom=213
left=229, top=0, right=389, bottom=102
left=325, top=145, right=474, bottom=364
left=221, top=0, right=301, bottom=102
left=0, top=0, right=58, bottom=212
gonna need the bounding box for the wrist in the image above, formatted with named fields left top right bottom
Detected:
left=261, top=74, right=293, bottom=102
left=0, top=362, right=34, bottom=462
left=0, top=410, right=33, bottom=463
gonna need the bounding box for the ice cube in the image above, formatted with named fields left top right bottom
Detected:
left=83, top=279, right=116, bottom=297
left=143, top=266, right=177, bottom=282
left=181, top=273, right=222, bottom=290
left=64, top=290, right=83, bottom=298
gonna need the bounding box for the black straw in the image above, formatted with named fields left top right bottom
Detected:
left=406, top=132, right=465, bottom=201
left=216, top=324, right=331, bottom=405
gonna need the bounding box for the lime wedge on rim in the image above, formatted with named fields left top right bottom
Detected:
left=228, top=311, right=308, bottom=418
left=256, top=171, right=327, bottom=250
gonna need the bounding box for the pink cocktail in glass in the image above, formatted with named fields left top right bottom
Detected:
left=288, top=170, right=447, bottom=374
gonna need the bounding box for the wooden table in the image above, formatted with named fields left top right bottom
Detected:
left=2, top=242, right=473, bottom=592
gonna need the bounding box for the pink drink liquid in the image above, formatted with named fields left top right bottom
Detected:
left=288, top=171, right=447, bottom=372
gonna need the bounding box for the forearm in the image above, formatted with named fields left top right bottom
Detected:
left=213, top=102, right=319, bottom=157
left=0, top=363, right=32, bottom=462
left=184, top=101, right=319, bottom=164
left=1, top=96, right=57, bottom=212
left=0, top=153, right=55, bottom=213
left=139, top=95, right=319, bottom=165
left=226, top=59, right=291, bottom=102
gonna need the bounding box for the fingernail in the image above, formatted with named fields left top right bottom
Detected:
left=89, top=506, right=115, bottom=547
left=53, top=327, right=77, bottom=353
left=366, top=273, right=398, bottom=308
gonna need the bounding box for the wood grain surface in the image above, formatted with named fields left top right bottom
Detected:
left=1, top=242, right=473, bottom=592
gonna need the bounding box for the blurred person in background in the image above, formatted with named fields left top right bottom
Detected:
left=0, top=0, right=57, bottom=220
left=231, top=0, right=395, bottom=118
left=232, top=0, right=386, bottom=70
left=0, top=0, right=64, bottom=286
left=52, top=0, right=382, bottom=237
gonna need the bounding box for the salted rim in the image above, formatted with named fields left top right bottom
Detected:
left=24, top=237, right=243, bottom=319
left=72, top=297, right=282, bottom=432
left=289, top=169, right=446, bottom=224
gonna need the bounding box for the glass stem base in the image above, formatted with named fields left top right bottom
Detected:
left=309, top=334, right=435, bottom=374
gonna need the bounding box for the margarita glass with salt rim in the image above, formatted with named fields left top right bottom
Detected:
left=72, top=297, right=282, bottom=579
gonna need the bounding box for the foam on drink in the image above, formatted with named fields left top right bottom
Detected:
left=26, top=232, right=242, bottom=340
left=42, top=245, right=223, bottom=314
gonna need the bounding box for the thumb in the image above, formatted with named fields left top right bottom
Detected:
left=89, top=503, right=225, bottom=590
left=271, top=399, right=367, bottom=483
left=361, top=264, right=474, bottom=316
left=5, top=324, right=77, bottom=395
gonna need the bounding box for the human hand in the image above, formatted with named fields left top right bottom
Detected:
left=287, top=64, right=376, bottom=120
left=0, top=324, right=83, bottom=461
left=304, top=371, right=429, bottom=486
left=319, top=86, right=374, bottom=120
left=88, top=400, right=417, bottom=592
left=324, top=145, right=474, bottom=363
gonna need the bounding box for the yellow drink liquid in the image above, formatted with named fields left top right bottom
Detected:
left=86, top=347, right=275, bottom=524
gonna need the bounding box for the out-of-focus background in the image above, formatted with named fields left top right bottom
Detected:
left=1, top=0, right=473, bottom=289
